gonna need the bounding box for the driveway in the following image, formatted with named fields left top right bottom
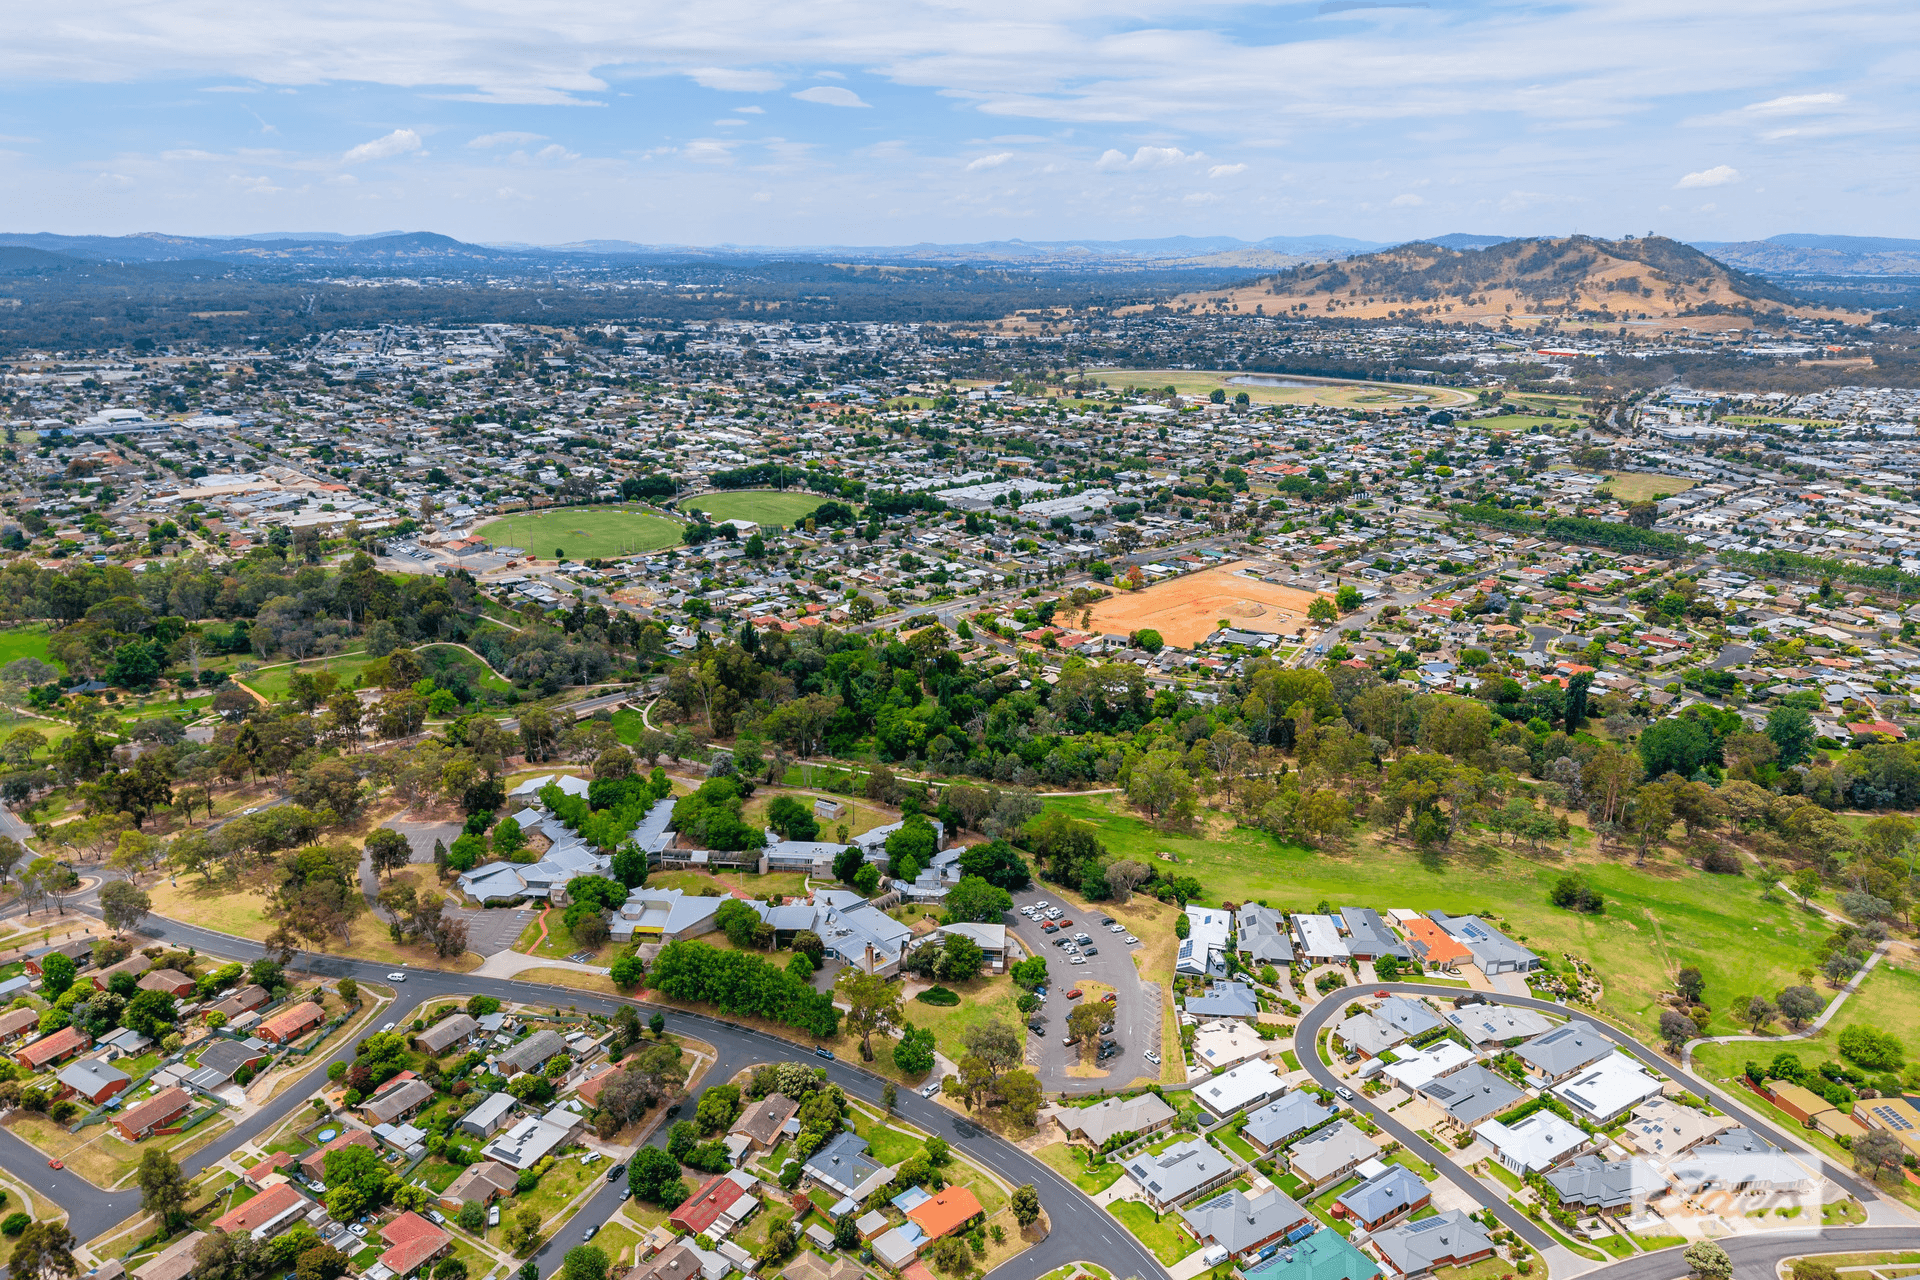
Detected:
left=1006, top=889, right=1159, bottom=1089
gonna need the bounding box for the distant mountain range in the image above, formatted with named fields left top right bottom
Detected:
left=1689, top=233, right=1920, bottom=277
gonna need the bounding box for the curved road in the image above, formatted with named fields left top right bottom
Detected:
left=1293, top=984, right=1908, bottom=1272
left=0, top=905, right=1166, bottom=1280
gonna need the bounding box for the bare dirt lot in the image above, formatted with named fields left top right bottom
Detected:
left=1086, top=562, right=1325, bottom=648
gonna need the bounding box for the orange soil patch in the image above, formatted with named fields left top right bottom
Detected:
left=1085, top=561, right=1325, bottom=648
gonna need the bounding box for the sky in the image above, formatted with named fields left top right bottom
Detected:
left=1, top=0, right=1915, bottom=247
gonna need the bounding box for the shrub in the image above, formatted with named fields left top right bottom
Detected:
left=0, top=1214, right=28, bottom=1237
left=916, top=987, right=961, bottom=1007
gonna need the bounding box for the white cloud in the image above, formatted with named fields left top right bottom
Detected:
left=342, top=128, right=421, bottom=164
left=735, top=106, right=765, bottom=114
left=814, top=70, right=847, bottom=81
left=199, top=85, right=256, bottom=94
left=1390, top=192, right=1424, bottom=206
left=714, top=118, right=748, bottom=127
left=966, top=152, right=1013, bottom=170
left=751, top=190, right=772, bottom=201
left=1745, top=92, right=1846, bottom=115
left=535, top=143, right=578, bottom=161
left=1096, top=145, right=1199, bottom=171
left=1207, top=163, right=1246, bottom=178
left=1676, top=164, right=1740, bottom=188
left=688, top=67, right=781, bottom=92
left=792, top=86, right=869, bottom=108
left=469, top=131, right=545, bottom=149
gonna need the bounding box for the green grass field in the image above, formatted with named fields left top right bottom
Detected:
left=1041, top=794, right=1859, bottom=1045
left=680, top=490, right=827, bottom=528
left=1602, top=472, right=1696, bottom=502
left=476, top=506, right=683, bottom=559
left=0, top=625, right=58, bottom=672
left=1095, top=369, right=1473, bottom=410
left=239, top=651, right=379, bottom=700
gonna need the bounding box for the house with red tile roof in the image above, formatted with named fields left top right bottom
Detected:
left=18, top=1025, right=91, bottom=1072
left=377, top=1212, right=452, bottom=1278
left=299, top=1127, right=378, bottom=1180
left=115, top=1086, right=193, bottom=1142
left=257, top=1001, right=324, bottom=1044
left=905, top=1187, right=984, bottom=1241
left=670, top=1172, right=759, bottom=1237
left=212, top=1180, right=309, bottom=1238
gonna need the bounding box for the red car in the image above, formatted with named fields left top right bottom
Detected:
left=1041, top=922, right=1058, bottom=933
left=1057, top=919, right=1072, bottom=928
left=1101, top=993, right=1117, bottom=1003
left=1065, top=988, right=1083, bottom=1000
left=1375, top=990, right=1389, bottom=997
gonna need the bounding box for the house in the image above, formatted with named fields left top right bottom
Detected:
left=1544, top=1155, right=1665, bottom=1215
left=1286, top=1120, right=1377, bottom=1190
left=137, top=969, right=196, bottom=998
left=1472, top=1111, right=1587, bottom=1174
left=132, top=1232, right=207, bottom=1280
left=730, top=1093, right=801, bottom=1152
left=1339, top=909, right=1412, bottom=962
left=1552, top=1055, right=1665, bottom=1124
left=377, top=1211, right=453, bottom=1278
left=1372, top=997, right=1443, bottom=1042
left=1193, top=1058, right=1287, bottom=1119
left=1059, top=1091, right=1175, bottom=1146
left=1400, top=919, right=1471, bottom=972
left=1181, top=1186, right=1313, bottom=1258
left=1616, top=1098, right=1732, bottom=1160
left=18, top=1025, right=91, bottom=1071
left=441, top=1161, right=517, bottom=1209
left=1192, top=1020, right=1280, bottom=1073
left=1665, top=1129, right=1812, bottom=1195
left=1380, top=1041, right=1475, bottom=1093
left=495, top=1029, right=568, bottom=1077
left=803, top=1131, right=893, bottom=1200
left=854, top=1210, right=889, bottom=1242
left=672, top=1172, right=761, bottom=1237
left=906, top=1186, right=983, bottom=1240
left=1236, top=904, right=1295, bottom=966
left=608, top=887, right=728, bottom=944
left=364, top=1077, right=435, bottom=1125
left=1237, top=1227, right=1380, bottom=1280
left=1443, top=1005, right=1554, bottom=1045
left=1186, top=980, right=1261, bottom=1021
left=925, top=923, right=1006, bottom=972
left=1333, top=1012, right=1401, bottom=1060
left=115, top=1086, right=193, bottom=1141
left=1122, top=1136, right=1236, bottom=1212
left=243, top=1152, right=296, bottom=1187
left=1856, top=1097, right=1920, bottom=1162
left=256, top=1001, right=324, bottom=1045
left=1419, top=1066, right=1524, bottom=1134
left=0, top=1007, right=42, bottom=1043
left=1426, top=913, right=1538, bottom=975
left=207, top=984, right=270, bottom=1020
left=460, top=1092, right=519, bottom=1139
left=186, top=1037, right=271, bottom=1091
left=56, top=1057, right=131, bottom=1105
left=212, top=1180, right=309, bottom=1239
left=1291, top=915, right=1350, bottom=966
left=299, top=1128, right=378, bottom=1180
left=1513, top=1022, right=1613, bottom=1086
left=1333, top=1165, right=1430, bottom=1231
left=91, top=954, right=149, bottom=990
left=870, top=1226, right=924, bottom=1272
left=482, top=1115, right=577, bottom=1170
left=1241, top=1094, right=1334, bottom=1155
left=1370, top=1211, right=1495, bottom=1276
left=413, top=1014, right=478, bottom=1056
left=23, top=939, right=93, bottom=977
left=1178, top=906, right=1234, bottom=977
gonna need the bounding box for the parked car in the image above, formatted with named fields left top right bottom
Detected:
left=386, top=971, right=407, bottom=982
left=348, top=1225, right=368, bottom=1239
left=1066, top=989, right=1083, bottom=999
left=1101, top=993, right=1117, bottom=1003
left=1144, top=1051, right=1161, bottom=1065
left=1123, top=935, right=1139, bottom=944
left=815, top=1047, right=835, bottom=1060
left=921, top=1081, right=942, bottom=1098
left=584, top=1224, right=600, bottom=1241
left=1083, top=947, right=1098, bottom=956
left=1335, top=1086, right=1355, bottom=1101
left=488, top=1205, right=501, bottom=1227
left=607, top=1163, right=628, bottom=1182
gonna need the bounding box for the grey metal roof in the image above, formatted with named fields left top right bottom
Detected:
left=1242, top=1093, right=1333, bottom=1148
left=1515, top=1020, right=1611, bottom=1077
left=1180, top=1186, right=1310, bottom=1253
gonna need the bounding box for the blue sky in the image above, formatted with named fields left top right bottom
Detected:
left=1, top=0, right=1913, bottom=246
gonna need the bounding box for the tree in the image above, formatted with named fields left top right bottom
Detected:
left=1854, top=1129, right=1904, bottom=1182
left=944, top=876, right=1013, bottom=924
left=365, top=828, right=413, bottom=882
left=836, top=969, right=903, bottom=1062
left=39, top=952, right=76, bottom=998
left=1010, top=1184, right=1041, bottom=1228
left=892, top=1024, right=936, bottom=1076
left=297, top=1246, right=351, bottom=1280
left=1743, top=995, right=1776, bottom=1033
left=99, top=879, right=152, bottom=933
left=561, top=1246, right=609, bottom=1280
left=628, top=1146, right=688, bottom=1206
left=715, top=898, right=762, bottom=949
left=1658, top=1009, right=1697, bottom=1053
left=1105, top=860, right=1150, bottom=903
left=962, top=1021, right=1022, bottom=1082
left=1776, top=984, right=1822, bottom=1029
left=1675, top=967, right=1706, bottom=1005
left=506, top=1206, right=543, bottom=1252
left=853, top=864, right=881, bottom=896
left=9, top=1221, right=77, bottom=1280
left=1066, top=1004, right=1106, bottom=1051
left=136, top=1147, right=189, bottom=1231
left=1639, top=717, right=1712, bottom=779
left=1683, top=1241, right=1731, bottom=1280
left=1767, top=705, right=1815, bottom=767
left=833, top=847, right=865, bottom=885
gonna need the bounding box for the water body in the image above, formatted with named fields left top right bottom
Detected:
left=1226, top=374, right=1321, bottom=388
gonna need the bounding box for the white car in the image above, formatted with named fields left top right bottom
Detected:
left=347, top=1224, right=368, bottom=1239
left=1108, top=924, right=1126, bottom=934
left=1034, top=900, right=1049, bottom=910
left=1123, top=935, right=1139, bottom=945
left=387, top=971, right=407, bottom=982
left=921, top=1081, right=942, bottom=1097
left=1145, top=1051, right=1161, bottom=1065
left=381, top=1021, right=396, bottom=1032
left=1069, top=956, right=1087, bottom=965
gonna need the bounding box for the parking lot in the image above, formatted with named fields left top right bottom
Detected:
left=1007, top=889, right=1161, bottom=1090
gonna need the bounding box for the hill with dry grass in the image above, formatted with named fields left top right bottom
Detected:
left=1165, top=235, right=1864, bottom=332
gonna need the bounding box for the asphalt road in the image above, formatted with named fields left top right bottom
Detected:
left=0, top=904, right=1168, bottom=1280
left=1294, top=983, right=1895, bottom=1258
